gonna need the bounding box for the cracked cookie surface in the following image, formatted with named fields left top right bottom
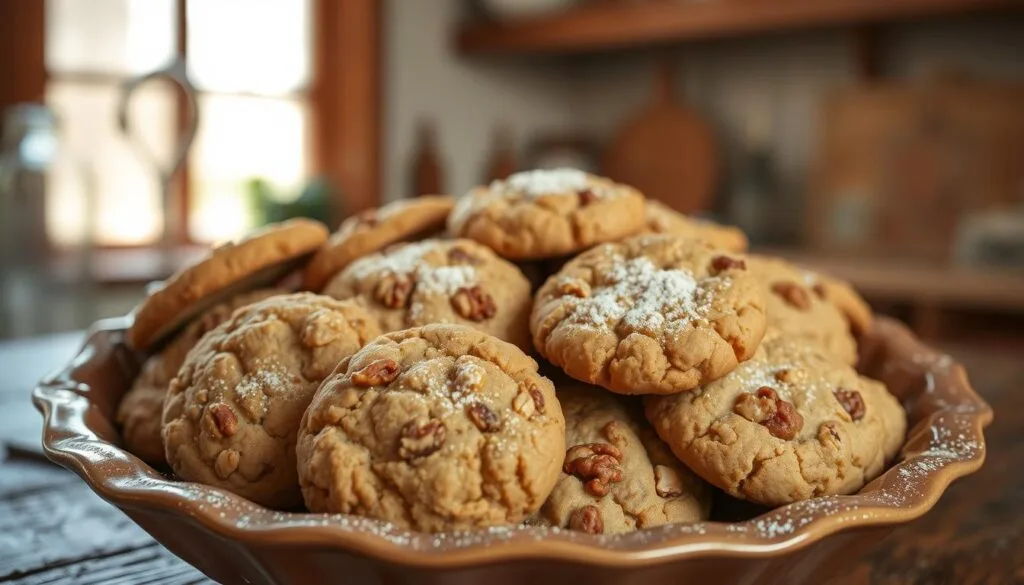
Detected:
left=531, top=234, right=767, bottom=395
left=447, top=168, right=645, bottom=261
left=296, top=324, right=565, bottom=532
left=747, top=255, right=858, bottom=365
left=539, top=383, right=710, bottom=534
left=304, top=195, right=454, bottom=292
left=161, top=293, right=380, bottom=508
left=644, top=332, right=906, bottom=507
left=322, top=238, right=532, bottom=351
left=118, top=289, right=280, bottom=465
left=642, top=200, right=748, bottom=253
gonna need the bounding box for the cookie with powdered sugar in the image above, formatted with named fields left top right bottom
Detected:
left=447, top=168, right=646, bottom=261
left=531, top=234, right=767, bottom=395
left=321, top=238, right=532, bottom=351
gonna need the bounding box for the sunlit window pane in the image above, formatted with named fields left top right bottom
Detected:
left=189, top=95, right=308, bottom=243
left=45, top=0, right=177, bottom=76
left=187, top=0, right=311, bottom=95
left=46, top=82, right=175, bottom=246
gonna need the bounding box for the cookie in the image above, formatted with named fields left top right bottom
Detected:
left=128, top=219, right=328, bottom=351
left=747, top=255, right=858, bottom=365
left=322, top=238, right=532, bottom=351
left=532, top=234, right=767, bottom=395
left=642, top=200, right=747, bottom=253
left=539, top=383, right=709, bottom=534
left=296, top=324, right=565, bottom=532
left=117, top=289, right=281, bottom=465
left=447, top=168, right=646, bottom=261
left=303, top=195, right=454, bottom=292
left=161, top=293, right=381, bottom=508
left=804, top=272, right=874, bottom=337
left=644, top=332, right=906, bottom=507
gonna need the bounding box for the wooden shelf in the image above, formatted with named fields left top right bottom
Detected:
left=457, top=0, right=1024, bottom=56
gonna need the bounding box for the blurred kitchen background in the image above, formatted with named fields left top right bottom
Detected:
left=2, top=0, right=1024, bottom=344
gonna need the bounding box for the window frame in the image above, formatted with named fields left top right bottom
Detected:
left=2, top=0, right=381, bottom=251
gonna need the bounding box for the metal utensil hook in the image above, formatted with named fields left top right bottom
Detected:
left=117, top=57, right=199, bottom=185
left=116, top=58, right=199, bottom=270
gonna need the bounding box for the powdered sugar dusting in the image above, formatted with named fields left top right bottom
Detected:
left=418, top=265, right=476, bottom=296
left=347, top=241, right=479, bottom=298
left=501, top=168, right=592, bottom=198
left=567, top=257, right=715, bottom=332
left=349, top=240, right=437, bottom=280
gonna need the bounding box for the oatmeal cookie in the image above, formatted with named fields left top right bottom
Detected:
left=804, top=272, right=874, bottom=337
left=532, top=234, right=767, bottom=395
left=644, top=332, right=906, bottom=506
left=162, top=293, right=381, bottom=508
left=296, top=324, right=565, bottom=532
left=447, top=168, right=646, bottom=261
left=118, top=289, right=279, bottom=465
left=128, top=219, right=328, bottom=351
left=304, top=195, right=454, bottom=292
left=747, top=255, right=858, bottom=365
left=642, top=200, right=748, bottom=253
left=322, top=238, right=532, bottom=351
left=540, top=383, right=709, bottom=534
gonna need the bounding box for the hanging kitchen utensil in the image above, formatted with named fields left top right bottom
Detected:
left=603, top=57, right=718, bottom=213
left=117, top=57, right=199, bottom=275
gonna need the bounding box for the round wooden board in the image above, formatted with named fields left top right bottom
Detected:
left=603, top=60, right=718, bottom=213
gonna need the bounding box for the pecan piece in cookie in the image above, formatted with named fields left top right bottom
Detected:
left=399, top=418, right=447, bottom=459
left=374, top=273, right=414, bottom=308
left=466, top=402, right=500, bottom=432
left=578, top=189, right=598, bottom=205
left=208, top=403, right=238, bottom=438
left=568, top=505, right=604, bottom=534
left=834, top=388, right=866, bottom=421
left=734, top=386, right=804, bottom=440
left=563, top=443, right=624, bottom=496
left=451, top=286, right=497, bottom=321
left=771, top=281, right=811, bottom=310
left=711, top=255, right=746, bottom=273
left=351, top=358, right=400, bottom=387
left=447, top=246, right=480, bottom=265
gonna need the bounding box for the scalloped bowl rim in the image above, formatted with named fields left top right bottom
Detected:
left=32, top=315, right=992, bottom=570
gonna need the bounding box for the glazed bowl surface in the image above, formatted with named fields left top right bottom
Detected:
left=33, top=316, right=991, bottom=585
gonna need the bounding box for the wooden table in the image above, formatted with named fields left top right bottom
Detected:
left=0, top=333, right=1020, bottom=584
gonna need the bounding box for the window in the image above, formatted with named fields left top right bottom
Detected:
left=44, top=0, right=313, bottom=246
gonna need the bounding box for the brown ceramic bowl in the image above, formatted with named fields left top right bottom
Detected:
left=33, top=316, right=991, bottom=585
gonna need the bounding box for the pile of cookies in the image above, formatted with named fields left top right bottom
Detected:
left=117, top=168, right=906, bottom=536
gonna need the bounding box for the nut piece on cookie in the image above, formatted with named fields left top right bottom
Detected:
left=322, top=238, right=533, bottom=351
left=447, top=168, right=646, bottom=261
left=161, top=293, right=381, bottom=509
left=531, top=234, right=767, bottom=395
left=539, top=384, right=709, bottom=534
left=128, top=218, right=328, bottom=351
left=296, top=324, right=566, bottom=533
left=746, top=255, right=862, bottom=365
left=642, top=200, right=748, bottom=253
left=644, top=332, right=907, bottom=507
left=304, top=195, right=454, bottom=292
left=117, top=288, right=280, bottom=466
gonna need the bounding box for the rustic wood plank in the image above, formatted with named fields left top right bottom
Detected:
left=5, top=545, right=211, bottom=585
left=0, top=481, right=155, bottom=579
